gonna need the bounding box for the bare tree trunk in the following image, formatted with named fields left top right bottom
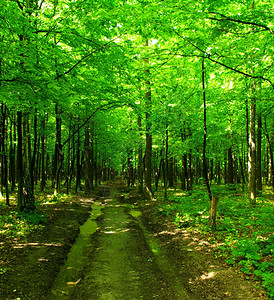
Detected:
left=256, top=114, right=262, bottom=193
left=40, top=117, right=46, bottom=191
left=17, top=111, right=24, bottom=211
left=1, top=104, right=9, bottom=205
left=248, top=82, right=256, bottom=204
left=144, top=40, right=152, bottom=199
left=137, top=116, right=143, bottom=193
left=84, top=124, right=93, bottom=193
left=164, top=127, right=168, bottom=200
left=227, top=146, right=234, bottom=185
left=202, top=59, right=212, bottom=201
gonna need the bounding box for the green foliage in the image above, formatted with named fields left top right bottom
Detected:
left=19, top=209, right=47, bottom=225
left=156, top=185, right=274, bottom=297
left=0, top=207, right=45, bottom=240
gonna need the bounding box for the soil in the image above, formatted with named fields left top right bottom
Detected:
left=0, top=181, right=268, bottom=300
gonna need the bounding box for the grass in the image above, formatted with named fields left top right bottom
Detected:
left=154, top=184, right=274, bottom=299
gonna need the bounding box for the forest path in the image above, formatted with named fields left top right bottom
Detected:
left=69, top=184, right=190, bottom=299
left=48, top=181, right=266, bottom=300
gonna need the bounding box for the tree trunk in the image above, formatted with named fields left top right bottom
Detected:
left=256, top=114, right=262, bottom=193
left=1, top=104, right=9, bottom=205
left=9, top=116, right=16, bottom=191
left=144, top=40, right=152, bottom=199
left=208, top=195, right=219, bottom=231
left=17, top=111, right=24, bottom=211
left=265, top=118, right=274, bottom=189
left=227, top=146, right=234, bottom=185
left=188, top=150, right=193, bottom=191
left=202, top=59, right=212, bottom=201
left=248, top=83, right=256, bottom=204
left=84, top=125, right=93, bottom=193
left=137, top=116, right=143, bottom=193
left=168, top=156, right=174, bottom=187
left=164, top=127, right=168, bottom=200
left=30, top=112, right=37, bottom=195
left=40, top=117, right=46, bottom=191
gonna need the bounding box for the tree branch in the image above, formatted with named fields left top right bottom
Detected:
left=55, top=35, right=123, bottom=80
left=171, top=29, right=274, bottom=89
left=207, top=11, right=273, bottom=33
left=61, top=102, right=127, bottom=147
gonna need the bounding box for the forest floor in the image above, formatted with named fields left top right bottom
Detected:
left=0, top=180, right=269, bottom=299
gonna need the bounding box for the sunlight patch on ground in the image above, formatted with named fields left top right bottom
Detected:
left=13, top=242, right=63, bottom=249
left=158, top=230, right=178, bottom=236
left=200, top=271, right=217, bottom=280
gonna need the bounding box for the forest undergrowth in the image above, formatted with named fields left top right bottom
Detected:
left=0, top=186, right=76, bottom=273
left=154, top=184, right=274, bottom=298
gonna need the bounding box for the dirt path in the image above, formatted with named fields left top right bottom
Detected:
left=0, top=181, right=267, bottom=299
left=71, top=196, right=175, bottom=299
left=53, top=183, right=266, bottom=299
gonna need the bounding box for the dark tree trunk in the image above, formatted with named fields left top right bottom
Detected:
left=188, top=151, right=193, bottom=191
left=164, top=128, right=168, bottom=200
left=227, top=147, right=234, bottom=185
left=143, top=40, right=152, bottom=199
left=17, top=111, right=24, bottom=211
left=127, top=149, right=134, bottom=187
left=75, top=123, right=81, bottom=194
left=40, top=117, right=46, bottom=191
left=30, top=112, right=37, bottom=195
left=202, top=59, right=212, bottom=201
left=168, top=156, right=174, bottom=187
left=84, top=125, right=93, bottom=193
left=137, top=116, right=143, bottom=193
left=248, top=84, right=256, bottom=204
left=265, top=118, right=274, bottom=189
left=256, top=114, right=262, bottom=193
left=9, top=116, right=16, bottom=191
left=1, top=104, right=9, bottom=205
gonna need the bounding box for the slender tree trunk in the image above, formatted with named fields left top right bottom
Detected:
left=144, top=40, right=152, bottom=199
left=9, top=116, right=16, bottom=191
left=181, top=130, right=188, bottom=190
left=137, top=116, right=143, bottom=193
left=84, top=125, right=93, bottom=193
left=75, top=122, right=81, bottom=194
left=181, top=154, right=187, bottom=190
left=54, top=104, right=62, bottom=193
left=265, top=118, right=274, bottom=189
left=168, top=156, right=174, bottom=187
left=17, top=111, right=24, bottom=211
left=30, top=112, right=37, bottom=195
left=155, top=150, right=164, bottom=191
left=248, top=82, right=256, bottom=204
left=1, top=104, right=9, bottom=205
left=256, top=114, right=262, bottom=193
left=164, top=127, right=168, bottom=200
left=188, top=150, right=193, bottom=191
left=227, top=146, right=234, bottom=185
left=127, top=149, right=134, bottom=187
left=202, top=59, right=212, bottom=201
left=40, top=117, right=46, bottom=191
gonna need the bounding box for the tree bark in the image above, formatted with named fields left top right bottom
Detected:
left=40, top=117, right=46, bottom=191
left=144, top=40, right=152, bottom=199
left=202, top=59, right=212, bottom=201
left=248, top=82, right=256, bottom=204
left=84, top=124, right=93, bottom=193
left=137, top=116, right=143, bottom=193
left=227, top=146, right=234, bottom=185
left=256, top=114, right=262, bottom=192
left=17, top=111, right=24, bottom=211
left=1, top=104, right=9, bottom=205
